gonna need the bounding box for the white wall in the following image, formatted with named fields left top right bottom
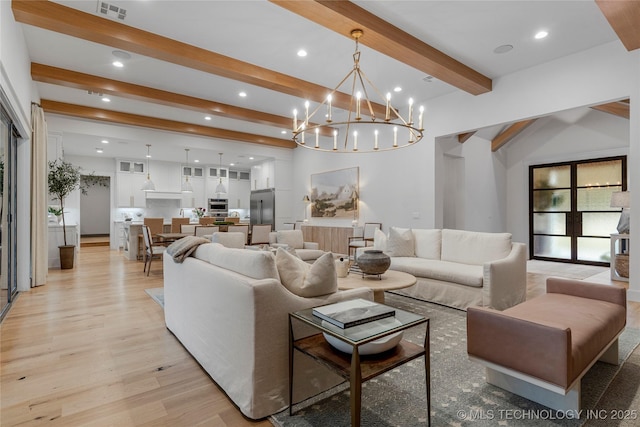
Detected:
left=1, top=1, right=36, bottom=291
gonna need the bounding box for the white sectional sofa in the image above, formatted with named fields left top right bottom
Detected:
left=163, top=243, right=372, bottom=419
left=367, top=227, right=527, bottom=310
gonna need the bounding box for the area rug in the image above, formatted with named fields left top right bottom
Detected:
left=270, top=293, right=640, bottom=427
left=145, top=287, right=164, bottom=307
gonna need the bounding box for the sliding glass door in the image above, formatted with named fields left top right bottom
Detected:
left=530, top=156, right=626, bottom=265
left=0, top=105, right=18, bottom=321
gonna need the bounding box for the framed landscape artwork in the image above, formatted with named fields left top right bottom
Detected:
left=310, top=167, right=359, bottom=218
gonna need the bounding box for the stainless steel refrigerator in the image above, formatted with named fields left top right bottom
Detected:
left=250, top=188, right=275, bottom=226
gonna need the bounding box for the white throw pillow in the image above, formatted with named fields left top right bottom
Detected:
left=373, top=228, right=388, bottom=252
left=276, top=248, right=337, bottom=297
left=276, top=230, right=305, bottom=249
left=412, top=229, right=441, bottom=260
left=386, top=227, right=415, bottom=257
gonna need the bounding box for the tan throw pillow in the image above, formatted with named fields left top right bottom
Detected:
left=387, top=226, right=415, bottom=257
left=276, top=230, right=305, bottom=249
left=276, top=248, right=337, bottom=297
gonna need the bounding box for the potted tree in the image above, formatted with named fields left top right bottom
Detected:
left=48, top=159, right=83, bottom=269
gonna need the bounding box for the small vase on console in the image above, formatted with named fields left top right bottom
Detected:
left=357, top=250, right=391, bottom=276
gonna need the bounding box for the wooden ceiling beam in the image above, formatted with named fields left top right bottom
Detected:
left=13, top=0, right=385, bottom=116
left=590, top=99, right=631, bottom=119
left=491, top=119, right=537, bottom=152
left=458, top=132, right=476, bottom=143
left=40, top=100, right=297, bottom=149
left=31, top=63, right=333, bottom=137
left=596, top=0, right=640, bottom=51
left=270, top=0, right=492, bottom=95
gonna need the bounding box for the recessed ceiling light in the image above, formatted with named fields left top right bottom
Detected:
left=281, top=130, right=287, bottom=134
left=239, top=91, right=247, bottom=98
left=101, top=139, right=109, bottom=144
left=493, top=44, right=514, bottom=54
left=112, top=50, right=131, bottom=60
left=194, top=159, right=200, bottom=163
left=112, top=60, right=124, bottom=68
left=229, top=163, right=235, bottom=166
left=204, top=116, right=212, bottom=121
left=96, top=148, right=104, bottom=153
left=249, top=157, right=254, bottom=160
left=101, top=97, right=111, bottom=102
left=393, top=86, right=402, bottom=92
left=534, top=30, right=549, bottom=40
left=297, top=49, right=307, bottom=57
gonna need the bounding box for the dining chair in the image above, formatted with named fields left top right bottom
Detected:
left=227, top=225, right=249, bottom=244
left=180, top=224, right=197, bottom=235
left=195, top=225, right=219, bottom=237
left=142, top=225, right=167, bottom=276
left=280, top=223, right=295, bottom=231
left=199, top=217, right=216, bottom=225
left=294, top=221, right=304, bottom=230
left=348, top=222, right=382, bottom=261
left=144, top=217, right=164, bottom=243
left=171, top=217, right=190, bottom=233
left=250, top=224, right=272, bottom=245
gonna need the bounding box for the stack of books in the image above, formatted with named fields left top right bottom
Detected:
left=312, top=298, right=395, bottom=329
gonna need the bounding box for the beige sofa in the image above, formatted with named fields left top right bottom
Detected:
left=467, top=277, right=626, bottom=411
left=163, top=243, right=372, bottom=419
left=269, top=229, right=325, bottom=262
left=366, top=227, right=527, bottom=310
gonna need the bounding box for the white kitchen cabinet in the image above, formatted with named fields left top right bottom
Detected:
left=227, top=170, right=251, bottom=209
left=181, top=177, right=206, bottom=208
left=116, top=172, right=147, bottom=207
left=251, top=159, right=275, bottom=190
left=152, top=161, right=181, bottom=193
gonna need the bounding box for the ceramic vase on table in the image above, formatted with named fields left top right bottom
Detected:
left=357, top=250, right=391, bottom=275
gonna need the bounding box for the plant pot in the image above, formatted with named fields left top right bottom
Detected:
left=59, top=245, right=76, bottom=269
left=357, top=250, right=391, bottom=275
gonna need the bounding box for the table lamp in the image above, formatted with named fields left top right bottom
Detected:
left=610, top=191, right=630, bottom=234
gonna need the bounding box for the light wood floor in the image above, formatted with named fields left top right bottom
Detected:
left=1, top=248, right=639, bottom=426
left=1, top=247, right=272, bottom=426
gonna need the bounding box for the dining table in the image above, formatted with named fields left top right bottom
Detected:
left=156, top=232, right=190, bottom=244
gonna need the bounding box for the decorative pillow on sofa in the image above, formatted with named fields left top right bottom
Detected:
left=373, top=228, right=388, bottom=252
left=386, top=227, right=415, bottom=257
left=276, top=248, right=337, bottom=297
left=276, top=230, right=305, bottom=249
left=412, top=229, right=441, bottom=260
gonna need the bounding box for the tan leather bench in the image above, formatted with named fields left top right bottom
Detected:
left=467, top=277, right=626, bottom=412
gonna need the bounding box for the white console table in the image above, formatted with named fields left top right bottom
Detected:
left=610, top=233, right=629, bottom=282
left=48, top=224, right=79, bottom=269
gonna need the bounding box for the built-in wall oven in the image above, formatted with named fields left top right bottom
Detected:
left=208, top=198, right=229, bottom=219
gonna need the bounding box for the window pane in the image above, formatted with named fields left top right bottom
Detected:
left=577, top=237, right=610, bottom=262
left=577, top=186, right=621, bottom=211
left=577, top=160, right=622, bottom=187
left=533, top=213, right=566, bottom=235
left=582, top=212, right=620, bottom=236
left=533, top=189, right=570, bottom=211
left=533, top=165, right=570, bottom=189
left=533, top=236, right=571, bottom=259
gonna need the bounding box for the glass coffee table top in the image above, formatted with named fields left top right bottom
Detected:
left=292, top=302, right=424, bottom=346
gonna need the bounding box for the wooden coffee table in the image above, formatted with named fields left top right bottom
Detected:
left=338, top=270, right=417, bottom=303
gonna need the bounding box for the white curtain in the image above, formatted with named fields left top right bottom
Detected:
left=30, top=104, right=48, bottom=287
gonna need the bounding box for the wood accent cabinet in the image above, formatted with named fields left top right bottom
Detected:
left=301, top=225, right=354, bottom=256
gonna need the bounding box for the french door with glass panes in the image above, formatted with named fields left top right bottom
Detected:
left=530, top=156, right=626, bottom=265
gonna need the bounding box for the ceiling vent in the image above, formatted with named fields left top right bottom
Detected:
left=97, top=2, right=127, bottom=20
